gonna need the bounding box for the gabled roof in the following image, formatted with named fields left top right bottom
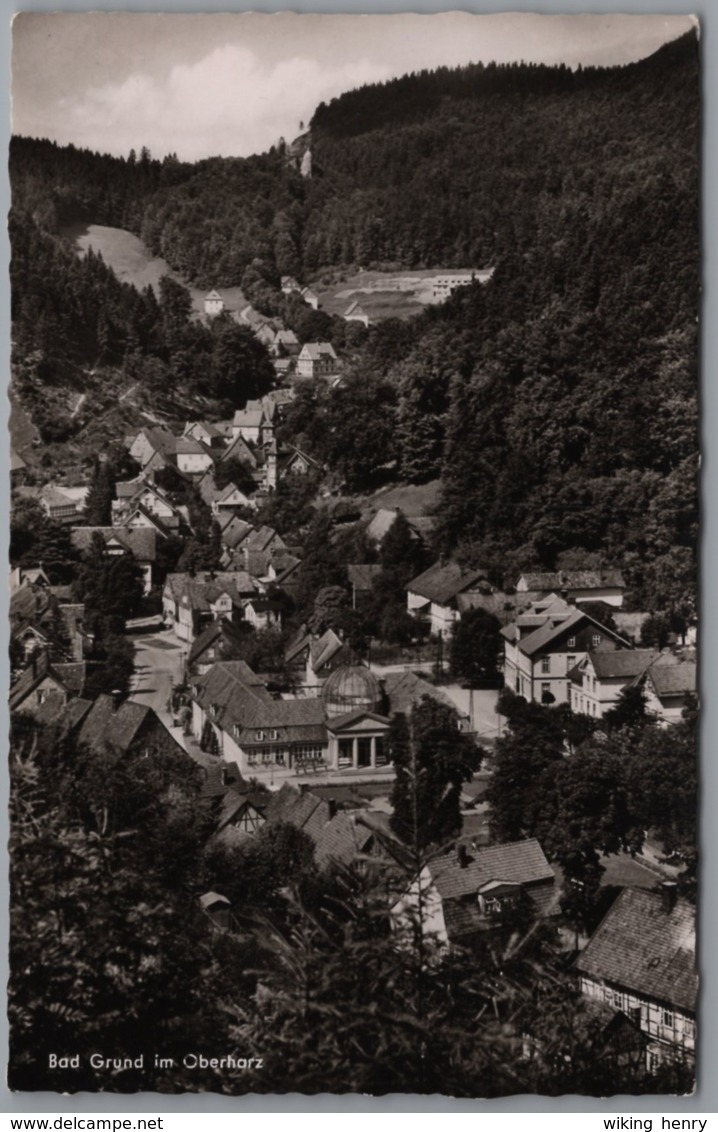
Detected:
left=407, top=561, right=489, bottom=606
left=517, top=608, right=630, bottom=658
left=314, top=810, right=374, bottom=869
left=188, top=619, right=249, bottom=668
left=264, top=784, right=331, bottom=841
left=175, top=437, right=214, bottom=457
left=123, top=503, right=173, bottom=539
left=575, top=888, right=696, bottom=1013
left=9, top=654, right=75, bottom=711
left=644, top=662, right=696, bottom=698
left=383, top=671, right=464, bottom=719
left=71, top=526, right=157, bottom=562
left=233, top=409, right=265, bottom=429
left=205, top=289, right=223, bottom=301
left=73, top=694, right=155, bottom=754
left=519, top=570, right=626, bottom=591
left=299, top=342, right=337, bottom=361
left=221, top=518, right=254, bottom=550
left=134, top=426, right=177, bottom=458
left=427, top=839, right=555, bottom=901
left=326, top=708, right=391, bottom=731
left=309, top=628, right=345, bottom=672
left=588, top=649, right=659, bottom=680
left=245, top=525, right=285, bottom=554
left=221, top=434, right=259, bottom=466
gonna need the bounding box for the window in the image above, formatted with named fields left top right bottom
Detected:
left=267, top=729, right=278, bottom=741
left=247, top=753, right=258, bottom=767
left=567, top=655, right=576, bottom=670
left=541, top=683, right=551, bottom=700
left=613, top=991, right=625, bottom=1010
left=294, top=743, right=325, bottom=765
left=663, top=1010, right=674, bottom=1028
left=232, top=724, right=242, bottom=741
left=541, top=656, right=551, bottom=674
left=567, top=636, right=576, bottom=648
left=254, top=730, right=264, bottom=742
left=592, top=634, right=601, bottom=648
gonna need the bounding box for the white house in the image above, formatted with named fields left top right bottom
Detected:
left=406, top=561, right=491, bottom=637
left=502, top=597, right=632, bottom=706
left=569, top=649, right=660, bottom=719
left=642, top=661, right=697, bottom=724
left=296, top=342, right=339, bottom=379
left=204, top=289, right=224, bottom=316
left=175, top=437, right=215, bottom=476
left=516, top=569, right=626, bottom=609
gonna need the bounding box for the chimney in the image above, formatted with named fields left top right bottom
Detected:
left=458, top=843, right=469, bottom=869
left=660, top=880, right=678, bottom=913
left=111, top=688, right=123, bottom=713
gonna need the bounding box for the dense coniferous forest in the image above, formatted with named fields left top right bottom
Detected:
left=10, top=31, right=698, bottom=609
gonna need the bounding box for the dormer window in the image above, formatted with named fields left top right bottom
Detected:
left=267, top=729, right=278, bottom=741
left=567, top=636, right=576, bottom=648
left=254, top=730, right=264, bottom=742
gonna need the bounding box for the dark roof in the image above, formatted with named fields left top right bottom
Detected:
left=575, top=888, right=697, bottom=1013
left=314, top=811, right=374, bottom=869
left=645, top=663, right=696, bottom=698
left=187, top=620, right=249, bottom=667
left=216, top=786, right=270, bottom=832
left=407, top=561, right=489, bottom=606
left=9, top=654, right=75, bottom=711
left=71, top=526, right=157, bottom=562
left=519, top=570, right=625, bottom=591
left=264, top=785, right=331, bottom=841
left=428, top=839, right=555, bottom=901
left=73, top=694, right=155, bottom=753
left=347, top=564, right=382, bottom=591
left=383, top=670, right=463, bottom=718
left=589, top=649, right=659, bottom=679
left=53, top=662, right=86, bottom=695
left=517, top=609, right=631, bottom=658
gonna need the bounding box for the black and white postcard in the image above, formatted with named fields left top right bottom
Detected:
left=7, top=12, right=699, bottom=1096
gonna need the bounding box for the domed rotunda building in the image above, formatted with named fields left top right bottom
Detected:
left=321, top=664, right=383, bottom=720
left=321, top=664, right=391, bottom=772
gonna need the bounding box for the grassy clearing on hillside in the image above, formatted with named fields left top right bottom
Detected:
left=312, top=268, right=491, bottom=322
left=64, top=224, right=247, bottom=318
left=362, top=479, right=441, bottom=519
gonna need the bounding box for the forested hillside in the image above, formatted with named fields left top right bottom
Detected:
left=9, top=31, right=699, bottom=608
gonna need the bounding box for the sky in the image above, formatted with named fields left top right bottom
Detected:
left=11, top=12, right=697, bottom=163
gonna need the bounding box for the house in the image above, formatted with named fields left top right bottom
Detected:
left=211, top=482, right=257, bottom=516
left=515, top=570, right=626, bottom=609
left=243, top=596, right=283, bottom=631
left=162, top=570, right=261, bottom=643
left=279, top=447, right=322, bottom=478
left=232, top=405, right=270, bottom=444
left=9, top=653, right=86, bottom=719
left=390, top=839, right=556, bottom=948
left=70, top=527, right=157, bottom=595
left=406, top=561, right=491, bottom=636
left=366, top=508, right=423, bottom=548
left=502, top=596, right=632, bottom=706
left=575, top=885, right=696, bottom=1069
left=71, top=692, right=190, bottom=764
left=113, top=480, right=184, bottom=532
left=204, top=289, right=225, bottom=317
left=380, top=670, right=471, bottom=731
left=187, top=619, right=251, bottom=676
left=432, top=270, right=477, bottom=299
left=569, top=649, right=661, bottom=719
left=265, top=551, right=302, bottom=594
left=296, top=342, right=339, bottom=379
left=285, top=627, right=356, bottom=689
left=271, top=329, right=301, bottom=357
left=220, top=432, right=259, bottom=470
left=213, top=787, right=270, bottom=843
left=642, top=661, right=697, bottom=724
left=343, top=300, right=369, bottom=327
left=183, top=420, right=230, bottom=448
left=128, top=426, right=177, bottom=471
left=175, top=437, right=215, bottom=476
left=191, top=660, right=392, bottom=782
left=281, top=275, right=301, bottom=295
left=38, top=485, right=85, bottom=524
left=9, top=565, right=51, bottom=592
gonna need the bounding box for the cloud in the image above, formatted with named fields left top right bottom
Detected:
left=59, top=44, right=392, bottom=160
